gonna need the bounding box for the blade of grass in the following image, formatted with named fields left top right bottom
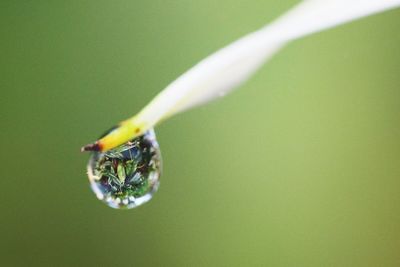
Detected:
left=82, top=0, right=400, bottom=152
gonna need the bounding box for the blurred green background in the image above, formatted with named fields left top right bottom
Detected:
left=1, top=1, right=399, bottom=266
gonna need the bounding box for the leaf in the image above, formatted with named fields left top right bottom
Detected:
left=125, top=160, right=137, bottom=177
left=93, top=0, right=400, bottom=151
left=117, top=163, right=126, bottom=183
left=133, top=0, right=400, bottom=124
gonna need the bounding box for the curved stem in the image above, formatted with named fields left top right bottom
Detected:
left=82, top=0, right=400, bottom=152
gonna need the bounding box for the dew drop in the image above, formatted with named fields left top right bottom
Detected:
left=87, top=129, right=162, bottom=209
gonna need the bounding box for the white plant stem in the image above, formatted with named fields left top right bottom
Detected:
left=137, top=0, right=400, bottom=128
left=84, top=0, right=400, bottom=152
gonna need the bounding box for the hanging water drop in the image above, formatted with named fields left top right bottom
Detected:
left=87, top=129, right=162, bottom=209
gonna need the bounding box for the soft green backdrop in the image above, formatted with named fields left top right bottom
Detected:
left=1, top=1, right=399, bottom=266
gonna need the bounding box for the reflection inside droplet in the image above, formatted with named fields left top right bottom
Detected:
left=87, top=129, right=162, bottom=209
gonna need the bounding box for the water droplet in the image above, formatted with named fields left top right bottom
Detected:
left=87, top=129, right=162, bottom=209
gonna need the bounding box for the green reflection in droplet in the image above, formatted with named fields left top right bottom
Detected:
left=87, top=129, right=162, bottom=209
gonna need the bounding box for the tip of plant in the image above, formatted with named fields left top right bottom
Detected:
left=81, top=142, right=101, bottom=152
